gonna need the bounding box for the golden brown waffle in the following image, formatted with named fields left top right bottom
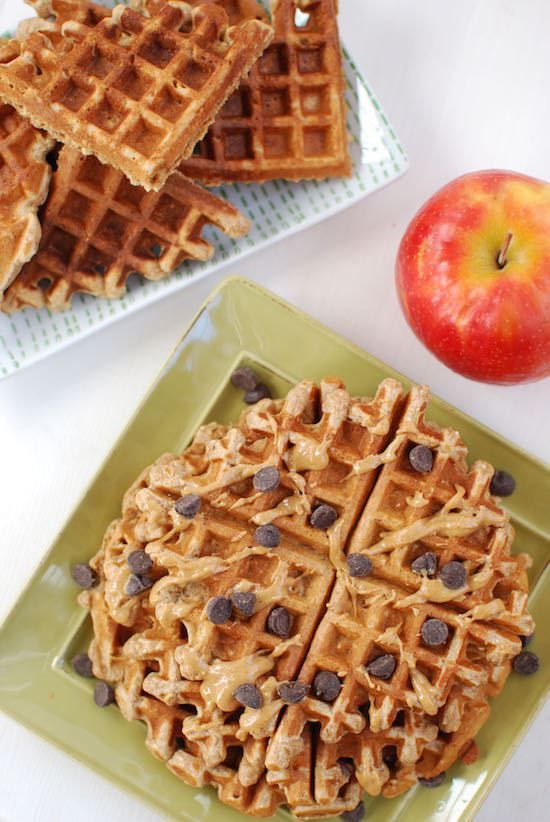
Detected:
left=0, top=2, right=273, bottom=190
left=24, top=0, right=111, bottom=28
left=1, top=144, right=249, bottom=312
left=179, top=0, right=352, bottom=184
left=0, top=103, right=54, bottom=295
left=77, top=377, right=404, bottom=816
left=265, top=385, right=533, bottom=813
left=76, top=379, right=534, bottom=818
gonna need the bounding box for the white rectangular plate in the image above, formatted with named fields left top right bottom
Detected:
left=0, top=0, right=408, bottom=379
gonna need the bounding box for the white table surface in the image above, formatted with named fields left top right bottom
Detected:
left=1, top=0, right=548, bottom=819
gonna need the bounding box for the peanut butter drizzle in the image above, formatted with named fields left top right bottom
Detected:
left=351, top=434, right=405, bottom=476
left=285, top=434, right=330, bottom=473
left=406, top=490, right=429, bottom=509
left=356, top=748, right=388, bottom=796
left=198, top=638, right=299, bottom=713
left=237, top=677, right=283, bottom=740
left=368, top=487, right=507, bottom=556
left=232, top=557, right=291, bottom=613
left=376, top=626, right=439, bottom=715
left=251, top=492, right=310, bottom=525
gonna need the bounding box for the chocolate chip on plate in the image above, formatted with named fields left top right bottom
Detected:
left=71, top=563, right=97, bottom=589
left=206, top=596, right=232, bottom=625
left=125, top=573, right=153, bottom=597
left=267, top=606, right=292, bottom=638
left=231, top=591, right=256, bottom=618
left=234, top=683, right=262, bottom=709
left=174, top=494, right=201, bottom=519
left=310, top=503, right=338, bottom=530
left=313, top=670, right=342, bottom=702
left=253, top=466, right=280, bottom=493
left=245, top=383, right=271, bottom=404
left=421, top=618, right=449, bottom=647
left=231, top=366, right=259, bottom=392
left=366, top=654, right=396, bottom=680
left=72, top=653, right=94, bottom=678
left=512, top=651, right=539, bottom=676
left=254, top=524, right=280, bottom=548
left=277, top=681, right=310, bottom=704
left=408, top=444, right=434, bottom=473
left=419, top=772, right=446, bottom=788
left=438, top=561, right=467, bottom=590
left=490, top=470, right=516, bottom=497
left=521, top=632, right=535, bottom=648
left=127, top=549, right=152, bottom=575
left=411, top=551, right=437, bottom=577
left=347, top=553, right=373, bottom=578
left=342, top=800, right=365, bottom=822
left=94, top=681, right=115, bottom=707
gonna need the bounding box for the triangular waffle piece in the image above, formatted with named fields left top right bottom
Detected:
left=1, top=144, right=250, bottom=312
left=179, top=0, right=352, bottom=184
left=265, top=385, right=533, bottom=813
left=76, top=377, right=404, bottom=816
left=0, top=2, right=273, bottom=190
left=0, top=103, right=54, bottom=296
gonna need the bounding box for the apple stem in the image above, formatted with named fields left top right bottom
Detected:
left=497, top=232, right=513, bottom=269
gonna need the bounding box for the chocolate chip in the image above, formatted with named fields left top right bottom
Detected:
left=490, top=470, right=516, bottom=497
left=421, top=618, right=449, bottom=646
left=93, top=263, right=107, bottom=275
left=253, top=466, right=280, bottom=493
left=94, top=681, right=115, bottom=707
left=267, top=606, right=292, bottom=638
left=71, top=563, right=97, bottom=589
left=411, top=551, right=437, bottom=577
left=408, top=444, right=434, bottom=473
left=72, top=653, right=93, bottom=678
left=244, top=383, right=271, bottom=404
left=419, top=772, right=446, bottom=788
left=342, top=801, right=365, bottom=822
left=127, top=549, right=152, bottom=574
left=254, top=524, right=280, bottom=548
left=231, top=591, right=256, bottom=618
left=125, top=573, right=153, bottom=597
left=174, top=494, right=201, bottom=519
left=310, top=503, right=338, bottom=530
left=312, top=670, right=341, bottom=702
left=382, top=745, right=398, bottom=770
left=521, top=632, right=535, bottom=648
left=512, top=651, right=539, bottom=676
left=234, top=683, right=262, bottom=709
left=438, top=561, right=467, bottom=590
left=150, top=243, right=163, bottom=258
left=231, top=366, right=259, bottom=391
left=206, top=596, right=232, bottom=625
left=366, top=654, right=396, bottom=680
left=347, top=553, right=373, bottom=578
left=277, top=681, right=310, bottom=704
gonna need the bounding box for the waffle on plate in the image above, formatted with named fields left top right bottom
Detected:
left=0, top=0, right=274, bottom=190
left=73, top=376, right=536, bottom=819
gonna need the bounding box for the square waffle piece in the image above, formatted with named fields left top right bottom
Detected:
left=0, top=102, right=54, bottom=296
left=265, top=384, right=534, bottom=816
left=75, top=377, right=405, bottom=817
left=0, top=1, right=274, bottom=190
left=179, top=0, right=352, bottom=184
left=1, top=144, right=250, bottom=312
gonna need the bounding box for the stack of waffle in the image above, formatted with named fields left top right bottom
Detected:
left=0, top=0, right=351, bottom=312
left=76, top=377, right=534, bottom=818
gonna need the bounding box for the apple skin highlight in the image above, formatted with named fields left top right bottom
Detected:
left=396, top=170, right=550, bottom=384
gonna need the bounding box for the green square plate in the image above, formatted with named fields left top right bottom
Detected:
left=0, top=277, right=548, bottom=822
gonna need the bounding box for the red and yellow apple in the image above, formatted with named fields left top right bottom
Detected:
left=396, top=170, right=550, bottom=384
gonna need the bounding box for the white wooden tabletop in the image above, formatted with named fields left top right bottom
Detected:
left=1, top=0, right=548, bottom=819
